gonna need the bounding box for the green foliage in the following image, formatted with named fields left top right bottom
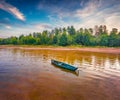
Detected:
left=75, top=32, right=83, bottom=45
left=67, top=35, right=74, bottom=45
left=9, top=37, right=18, bottom=45
left=0, top=39, right=2, bottom=45
left=67, top=26, right=76, bottom=35
left=59, top=33, right=68, bottom=46
left=0, top=25, right=120, bottom=47
left=52, top=34, right=58, bottom=44
left=98, top=34, right=109, bottom=46
left=108, top=32, right=119, bottom=47
left=89, top=36, right=98, bottom=46
left=74, top=29, right=91, bottom=46
left=35, top=38, right=41, bottom=45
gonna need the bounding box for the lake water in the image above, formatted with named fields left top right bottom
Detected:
left=0, top=48, right=120, bottom=100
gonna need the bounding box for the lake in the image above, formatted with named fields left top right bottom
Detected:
left=0, top=48, right=120, bottom=100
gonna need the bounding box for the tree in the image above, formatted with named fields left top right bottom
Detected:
left=52, top=34, right=58, bottom=44
left=99, top=34, right=109, bottom=46
left=35, top=38, right=41, bottom=45
left=116, top=33, right=120, bottom=46
left=0, top=38, right=2, bottom=45
left=108, top=32, right=118, bottom=47
left=67, top=26, right=76, bottom=35
left=59, top=33, right=68, bottom=46
left=9, top=36, right=18, bottom=45
left=99, top=25, right=103, bottom=34
left=0, top=25, right=119, bottom=47
left=79, top=28, right=84, bottom=33
left=75, top=32, right=83, bottom=45
left=89, top=28, right=93, bottom=35
left=41, top=30, right=49, bottom=44
left=67, top=34, right=74, bottom=45
left=89, top=36, right=97, bottom=46
left=54, top=28, right=59, bottom=35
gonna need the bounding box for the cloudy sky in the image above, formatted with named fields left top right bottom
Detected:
left=0, top=0, right=120, bottom=37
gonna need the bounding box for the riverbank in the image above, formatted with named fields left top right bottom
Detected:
left=0, top=45, right=120, bottom=54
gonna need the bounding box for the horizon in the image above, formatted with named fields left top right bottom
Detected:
left=0, top=0, right=120, bottom=38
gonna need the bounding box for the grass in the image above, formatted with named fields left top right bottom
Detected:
left=0, top=44, right=120, bottom=48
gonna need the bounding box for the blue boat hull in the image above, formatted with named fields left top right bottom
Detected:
left=51, top=60, right=78, bottom=71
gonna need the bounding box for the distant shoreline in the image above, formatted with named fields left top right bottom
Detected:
left=0, top=45, right=120, bottom=54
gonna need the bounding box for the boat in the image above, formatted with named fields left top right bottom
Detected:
left=51, top=59, right=78, bottom=71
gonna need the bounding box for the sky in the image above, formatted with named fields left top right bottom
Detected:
left=0, top=0, right=120, bottom=37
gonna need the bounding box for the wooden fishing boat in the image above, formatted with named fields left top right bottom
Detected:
left=51, top=59, right=78, bottom=71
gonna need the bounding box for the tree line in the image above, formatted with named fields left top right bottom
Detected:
left=0, top=25, right=120, bottom=47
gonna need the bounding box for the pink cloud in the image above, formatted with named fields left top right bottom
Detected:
left=0, top=0, right=25, bottom=21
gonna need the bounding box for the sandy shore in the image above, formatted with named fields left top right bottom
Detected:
left=0, top=45, right=120, bottom=54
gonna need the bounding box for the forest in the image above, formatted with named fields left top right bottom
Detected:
left=0, top=25, right=120, bottom=47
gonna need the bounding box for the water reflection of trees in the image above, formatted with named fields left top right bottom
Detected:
left=11, top=49, right=120, bottom=72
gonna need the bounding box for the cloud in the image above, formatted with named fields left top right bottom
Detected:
left=46, top=0, right=120, bottom=32
left=0, top=0, right=25, bottom=21
left=75, top=0, right=101, bottom=18
left=5, top=25, right=11, bottom=29
left=0, top=18, right=13, bottom=30
left=47, top=15, right=70, bottom=28
left=16, top=23, right=53, bottom=34
left=105, top=15, right=120, bottom=31
left=0, top=22, right=54, bottom=38
left=0, top=0, right=120, bottom=38
left=34, top=23, right=53, bottom=30
left=37, top=0, right=83, bottom=19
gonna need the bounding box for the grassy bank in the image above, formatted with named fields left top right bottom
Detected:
left=0, top=45, right=120, bottom=54
left=0, top=44, right=120, bottom=48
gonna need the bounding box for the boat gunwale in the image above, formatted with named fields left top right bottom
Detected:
left=51, top=59, right=78, bottom=71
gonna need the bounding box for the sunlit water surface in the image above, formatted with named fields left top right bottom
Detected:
left=0, top=48, right=120, bottom=100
